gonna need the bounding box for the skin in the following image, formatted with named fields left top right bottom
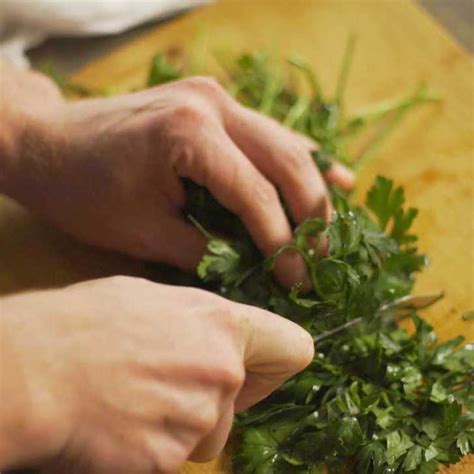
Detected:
left=0, top=62, right=354, bottom=472
left=0, top=276, right=314, bottom=472
left=0, top=63, right=353, bottom=285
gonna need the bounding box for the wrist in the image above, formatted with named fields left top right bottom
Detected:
left=0, top=63, right=22, bottom=194
left=0, top=62, right=65, bottom=201
left=0, top=293, right=71, bottom=470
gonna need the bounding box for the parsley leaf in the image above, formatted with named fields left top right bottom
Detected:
left=139, top=46, right=470, bottom=473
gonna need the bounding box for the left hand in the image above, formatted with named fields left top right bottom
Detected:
left=1, top=66, right=354, bottom=286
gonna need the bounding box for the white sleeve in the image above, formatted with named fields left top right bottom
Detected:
left=0, top=0, right=211, bottom=68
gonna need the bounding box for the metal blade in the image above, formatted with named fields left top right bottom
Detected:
left=379, top=291, right=444, bottom=313
left=313, top=291, right=444, bottom=343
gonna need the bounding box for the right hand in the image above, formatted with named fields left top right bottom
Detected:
left=0, top=276, right=314, bottom=473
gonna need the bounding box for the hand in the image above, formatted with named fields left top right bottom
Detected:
left=0, top=276, right=314, bottom=472
left=2, top=67, right=353, bottom=286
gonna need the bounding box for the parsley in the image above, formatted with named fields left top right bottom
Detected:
left=145, top=46, right=472, bottom=473
left=147, top=53, right=181, bottom=86
left=33, top=40, right=469, bottom=473
left=191, top=183, right=473, bottom=473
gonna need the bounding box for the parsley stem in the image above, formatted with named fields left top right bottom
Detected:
left=287, top=54, right=324, bottom=103
left=335, top=34, right=356, bottom=105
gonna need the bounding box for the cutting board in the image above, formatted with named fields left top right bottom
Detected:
left=1, top=0, right=472, bottom=472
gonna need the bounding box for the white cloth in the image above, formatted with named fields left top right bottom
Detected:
left=0, top=0, right=209, bottom=68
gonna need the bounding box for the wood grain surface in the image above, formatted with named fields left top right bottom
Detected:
left=1, top=0, right=472, bottom=472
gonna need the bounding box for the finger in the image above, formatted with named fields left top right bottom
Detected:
left=323, top=161, right=355, bottom=190
left=225, top=106, right=333, bottom=223
left=173, top=124, right=308, bottom=285
left=288, top=130, right=355, bottom=190
left=235, top=302, right=314, bottom=412
left=139, top=217, right=207, bottom=271
left=188, top=405, right=234, bottom=462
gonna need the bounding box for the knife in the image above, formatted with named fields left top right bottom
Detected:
left=313, top=291, right=444, bottom=343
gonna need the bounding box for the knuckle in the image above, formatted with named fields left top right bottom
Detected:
left=166, top=103, right=209, bottom=127
left=217, top=365, right=245, bottom=393
left=215, top=300, right=236, bottom=320
left=197, top=309, right=245, bottom=393
left=186, top=75, right=225, bottom=96
left=151, top=443, right=187, bottom=473
left=285, top=144, right=314, bottom=175
left=251, top=178, right=279, bottom=211
left=208, top=301, right=242, bottom=335
left=200, top=304, right=236, bottom=338
left=293, top=129, right=319, bottom=150
left=191, top=405, right=219, bottom=434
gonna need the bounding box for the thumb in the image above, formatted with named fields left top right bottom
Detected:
left=235, top=303, right=314, bottom=412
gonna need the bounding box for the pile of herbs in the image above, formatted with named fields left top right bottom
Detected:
left=144, top=46, right=473, bottom=473
left=47, top=40, right=472, bottom=473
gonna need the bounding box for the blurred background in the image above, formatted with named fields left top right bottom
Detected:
left=24, top=0, right=473, bottom=76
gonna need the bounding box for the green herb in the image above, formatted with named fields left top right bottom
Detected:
left=186, top=176, right=473, bottom=474
left=34, top=39, right=465, bottom=473
left=145, top=46, right=472, bottom=473
left=147, top=53, right=181, bottom=86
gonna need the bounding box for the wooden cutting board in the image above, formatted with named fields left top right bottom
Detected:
left=1, top=0, right=472, bottom=472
